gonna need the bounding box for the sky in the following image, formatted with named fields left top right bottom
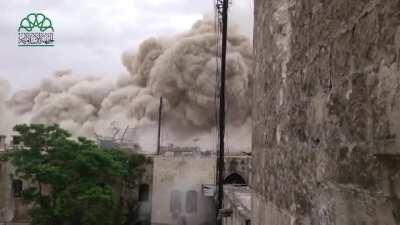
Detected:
left=0, top=0, right=253, bottom=91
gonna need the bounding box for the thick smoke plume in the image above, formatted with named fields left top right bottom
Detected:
left=0, top=79, right=27, bottom=135
left=6, top=19, right=253, bottom=151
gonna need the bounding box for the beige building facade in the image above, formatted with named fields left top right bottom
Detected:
left=151, top=155, right=216, bottom=225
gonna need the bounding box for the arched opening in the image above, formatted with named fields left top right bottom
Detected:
left=138, top=184, right=150, bottom=202
left=224, top=173, right=246, bottom=185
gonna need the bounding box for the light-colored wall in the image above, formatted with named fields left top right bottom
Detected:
left=151, top=156, right=216, bottom=225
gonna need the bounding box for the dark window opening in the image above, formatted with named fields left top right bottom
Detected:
left=138, top=184, right=150, bottom=202
left=185, top=190, right=197, bottom=213
left=12, top=179, right=23, bottom=197
left=97, top=182, right=106, bottom=188
left=170, top=190, right=182, bottom=213
left=245, top=219, right=251, bottom=225
left=224, top=173, right=246, bottom=185
left=12, top=136, right=21, bottom=145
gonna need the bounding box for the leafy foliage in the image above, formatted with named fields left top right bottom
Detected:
left=3, top=124, right=146, bottom=225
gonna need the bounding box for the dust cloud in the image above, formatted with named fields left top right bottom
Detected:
left=5, top=18, right=253, bottom=152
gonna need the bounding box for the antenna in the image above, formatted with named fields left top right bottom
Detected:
left=120, top=125, right=129, bottom=143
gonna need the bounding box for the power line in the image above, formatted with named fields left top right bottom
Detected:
left=213, top=0, right=221, bottom=191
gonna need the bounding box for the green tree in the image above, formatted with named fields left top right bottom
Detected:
left=2, top=124, right=146, bottom=225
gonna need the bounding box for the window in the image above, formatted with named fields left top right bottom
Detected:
left=185, top=190, right=197, bottom=213
left=138, top=184, right=150, bottom=202
left=170, top=190, right=182, bottom=213
left=12, top=179, right=23, bottom=197
left=12, top=136, right=21, bottom=145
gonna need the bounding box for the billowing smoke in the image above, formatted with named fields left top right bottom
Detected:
left=6, top=19, right=253, bottom=152
left=0, top=79, right=28, bottom=135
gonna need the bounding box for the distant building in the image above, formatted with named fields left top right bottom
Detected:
left=150, top=146, right=252, bottom=225
left=151, top=155, right=216, bottom=225
left=0, top=132, right=253, bottom=225
left=96, top=136, right=142, bottom=152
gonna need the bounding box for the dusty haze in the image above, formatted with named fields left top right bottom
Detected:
left=2, top=19, right=253, bottom=152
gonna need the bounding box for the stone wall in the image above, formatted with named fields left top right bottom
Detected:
left=224, top=156, right=251, bottom=185
left=252, top=0, right=400, bottom=224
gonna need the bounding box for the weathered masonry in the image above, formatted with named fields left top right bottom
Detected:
left=252, top=0, right=400, bottom=225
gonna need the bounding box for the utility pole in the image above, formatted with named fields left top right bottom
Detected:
left=216, top=0, right=228, bottom=224
left=157, top=97, right=163, bottom=155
